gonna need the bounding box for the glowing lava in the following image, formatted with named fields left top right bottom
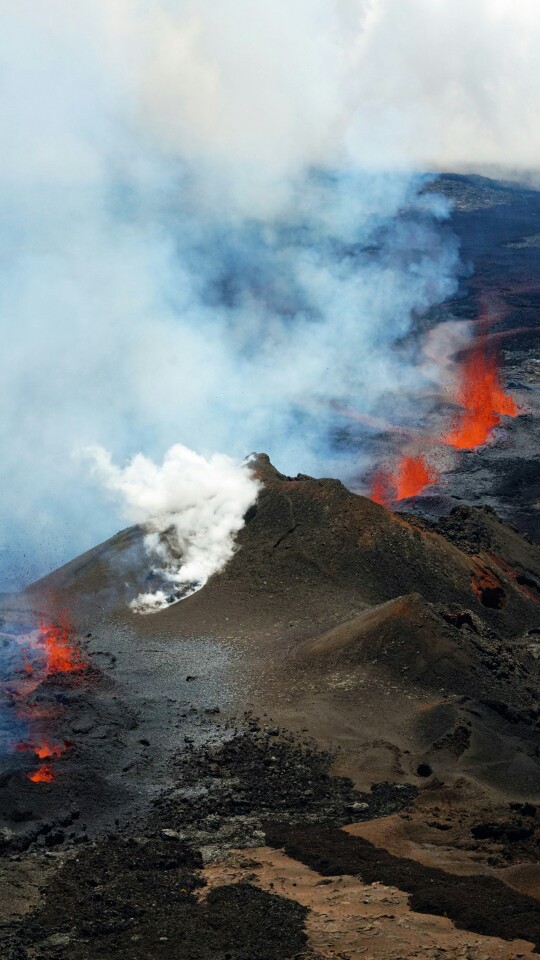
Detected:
left=369, top=469, right=393, bottom=507
left=365, top=303, right=522, bottom=507
left=16, top=737, right=73, bottom=782
left=36, top=740, right=71, bottom=759
left=28, top=765, right=55, bottom=783
left=17, top=739, right=71, bottom=760
left=394, top=455, right=438, bottom=500
left=369, top=455, right=438, bottom=506
left=8, top=612, right=85, bottom=783
left=444, top=343, right=518, bottom=449
left=39, top=613, right=87, bottom=675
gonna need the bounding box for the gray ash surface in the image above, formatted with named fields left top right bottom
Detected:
left=152, top=728, right=417, bottom=850
left=0, top=612, right=236, bottom=854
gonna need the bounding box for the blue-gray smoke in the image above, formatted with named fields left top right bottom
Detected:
left=0, top=166, right=460, bottom=589
left=0, top=2, right=470, bottom=590
left=0, top=621, right=32, bottom=761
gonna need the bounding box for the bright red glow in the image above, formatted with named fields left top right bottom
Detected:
left=394, top=455, right=439, bottom=501
left=9, top=612, right=84, bottom=784
left=369, top=455, right=437, bottom=505
left=28, top=765, right=56, bottom=783
left=36, top=740, right=72, bottom=760
left=444, top=343, right=518, bottom=450
left=369, top=469, right=393, bottom=507
left=17, top=738, right=73, bottom=782
left=39, top=614, right=87, bottom=675
left=17, top=739, right=71, bottom=760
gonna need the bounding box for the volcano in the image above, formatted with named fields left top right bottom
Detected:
left=1, top=449, right=540, bottom=957
left=1, top=174, right=540, bottom=960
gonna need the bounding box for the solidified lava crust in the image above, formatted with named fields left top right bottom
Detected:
left=263, top=822, right=540, bottom=952
left=15, top=834, right=308, bottom=960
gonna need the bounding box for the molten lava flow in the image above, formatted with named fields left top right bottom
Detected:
left=17, top=738, right=73, bottom=782
left=394, top=455, right=439, bottom=501
left=369, top=469, right=393, bottom=507
left=28, top=765, right=56, bottom=783
left=444, top=343, right=518, bottom=450
left=35, top=740, right=72, bottom=760
left=17, top=739, right=72, bottom=760
left=369, top=455, right=438, bottom=505
left=8, top=612, right=85, bottom=783
left=39, top=613, right=87, bottom=675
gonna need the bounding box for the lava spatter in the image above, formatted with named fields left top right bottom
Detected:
left=444, top=341, right=518, bottom=450
left=28, top=765, right=56, bottom=784
left=17, top=739, right=72, bottom=760
left=369, top=455, right=438, bottom=506
left=394, top=455, right=439, bottom=501
left=369, top=468, right=393, bottom=507
left=9, top=612, right=86, bottom=783
left=39, top=613, right=88, bottom=676
left=19, top=740, right=73, bottom=782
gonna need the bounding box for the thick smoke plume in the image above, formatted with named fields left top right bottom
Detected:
left=87, top=445, right=260, bottom=612
left=1, top=1, right=539, bottom=587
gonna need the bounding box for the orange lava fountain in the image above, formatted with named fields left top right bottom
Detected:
left=369, top=454, right=438, bottom=506
left=394, top=455, right=438, bottom=500
left=444, top=343, right=518, bottom=449
left=366, top=306, right=520, bottom=510
left=369, top=469, right=393, bottom=507
left=39, top=613, right=87, bottom=675
left=12, top=611, right=86, bottom=783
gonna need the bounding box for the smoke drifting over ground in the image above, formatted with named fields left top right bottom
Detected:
left=87, top=445, right=260, bottom=611
left=1, top=1, right=539, bottom=586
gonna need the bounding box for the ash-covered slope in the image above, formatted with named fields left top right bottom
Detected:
left=20, top=449, right=540, bottom=641
left=73, top=452, right=538, bottom=640
left=228, top=455, right=540, bottom=629
left=115, top=454, right=537, bottom=804
left=20, top=524, right=147, bottom=615
left=18, top=453, right=540, bottom=797
left=3, top=453, right=540, bottom=959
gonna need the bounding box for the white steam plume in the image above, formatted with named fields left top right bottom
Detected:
left=1, top=2, right=539, bottom=586
left=85, top=444, right=260, bottom=612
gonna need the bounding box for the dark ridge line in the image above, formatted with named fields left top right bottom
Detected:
left=272, top=524, right=299, bottom=549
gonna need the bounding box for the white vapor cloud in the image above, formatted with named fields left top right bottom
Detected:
left=86, top=444, right=260, bottom=612
left=342, top=0, right=540, bottom=175
left=0, top=1, right=538, bottom=587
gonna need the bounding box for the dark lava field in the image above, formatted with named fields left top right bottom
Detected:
left=1, top=173, right=540, bottom=960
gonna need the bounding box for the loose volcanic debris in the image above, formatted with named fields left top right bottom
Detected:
left=152, top=729, right=417, bottom=851
left=263, top=822, right=540, bottom=952
left=9, top=834, right=308, bottom=960
left=201, top=845, right=538, bottom=960
left=0, top=662, right=140, bottom=855
left=0, top=728, right=414, bottom=960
